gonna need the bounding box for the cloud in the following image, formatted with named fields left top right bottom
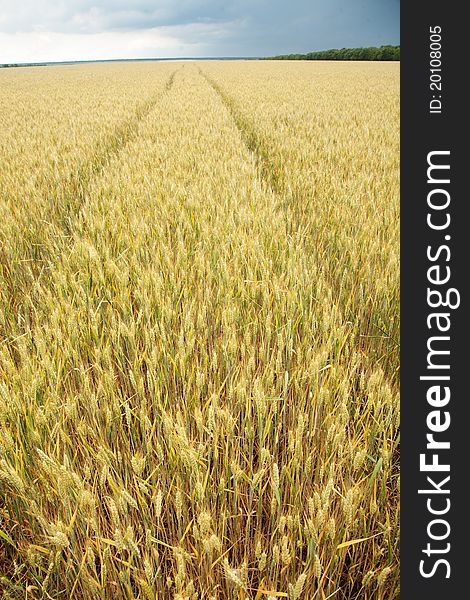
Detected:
left=0, top=1, right=238, bottom=34
left=0, top=1, right=399, bottom=63
left=0, top=20, right=241, bottom=63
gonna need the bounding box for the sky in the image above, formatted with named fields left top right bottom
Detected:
left=0, top=0, right=400, bottom=64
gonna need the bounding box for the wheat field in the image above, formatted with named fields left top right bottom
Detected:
left=0, top=61, right=399, bottom=599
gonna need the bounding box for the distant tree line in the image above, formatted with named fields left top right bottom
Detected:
left=265, top=45, right=400, bottom=61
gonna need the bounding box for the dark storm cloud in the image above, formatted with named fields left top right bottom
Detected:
left=1, top=1, right=233, bottom=33
left=0, top=0, right=399, bottom=60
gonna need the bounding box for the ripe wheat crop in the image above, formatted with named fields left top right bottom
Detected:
left=0, top=61, right=399, bottom=599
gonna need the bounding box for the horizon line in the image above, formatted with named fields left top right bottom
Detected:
left=1, top=56, right=261, bottom=68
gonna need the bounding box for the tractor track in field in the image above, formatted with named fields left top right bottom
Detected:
left=55, top=67, right=179, bottom=235
left=1, top=68, right=180, bottom=320
left=199, top=68, right=283, bottom=196
left=199, top=67, right=399, bottom=385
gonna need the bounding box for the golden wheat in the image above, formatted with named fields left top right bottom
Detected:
left=0, top=60, right=399, bottom=599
